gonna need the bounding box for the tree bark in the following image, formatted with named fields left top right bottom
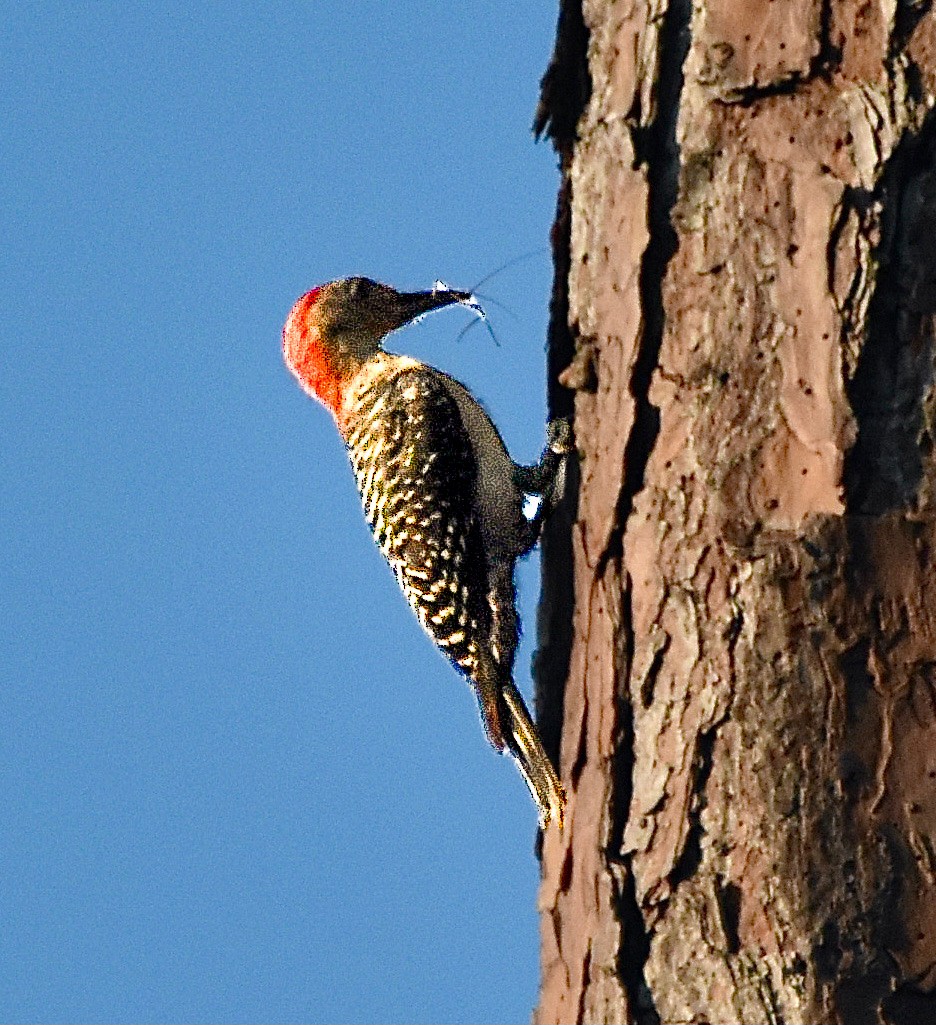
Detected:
left=534, top=2, right=936, bottom=1023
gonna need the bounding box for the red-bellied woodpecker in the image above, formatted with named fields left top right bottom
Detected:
left=283, top=276, right=569, bottom=828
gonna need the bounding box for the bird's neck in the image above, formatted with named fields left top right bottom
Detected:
left=284, top=323, right=368, bottom=423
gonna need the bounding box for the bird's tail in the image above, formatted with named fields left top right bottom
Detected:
left=501, top=682, right=566, bottom=830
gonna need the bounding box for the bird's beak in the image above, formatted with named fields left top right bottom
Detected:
left=390, top=288, right=472, bottom=330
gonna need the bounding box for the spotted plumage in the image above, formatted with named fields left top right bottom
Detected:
left=283, top=276, right=569, bottom=827
left=346, top=368, right=488, bottom=676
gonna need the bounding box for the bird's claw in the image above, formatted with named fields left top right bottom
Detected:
left=547, top=418, right=573, bottom=456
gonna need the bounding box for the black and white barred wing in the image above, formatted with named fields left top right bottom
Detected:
left=345, top=369, right=490, bottom=679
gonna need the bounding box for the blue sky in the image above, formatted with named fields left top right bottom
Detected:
left=2, top=5, right=560, bottom=1023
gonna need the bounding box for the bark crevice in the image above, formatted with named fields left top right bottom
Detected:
left=533, top=1, right=592, bottom=776
left=610, top=658, right=660, bottom=1025
left=605, top=3, right=693, bottom=1021
left=844, top=111, right=936, bottom=514
left=600, top=0, right=692, bottom=576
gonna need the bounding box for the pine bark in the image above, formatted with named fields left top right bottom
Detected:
left=534, top=2, right=936, bottom=1023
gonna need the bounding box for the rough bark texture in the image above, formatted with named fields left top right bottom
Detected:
left=534, top=1, right=936, bottom=1023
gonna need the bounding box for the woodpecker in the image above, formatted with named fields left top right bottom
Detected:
left=283, top=276, right=569, bottom=828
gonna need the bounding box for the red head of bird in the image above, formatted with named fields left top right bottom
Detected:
left=283, top=277, right=470, bottom=428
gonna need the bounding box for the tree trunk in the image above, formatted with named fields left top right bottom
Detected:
left=533, top=2, right=936, bottom=1023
